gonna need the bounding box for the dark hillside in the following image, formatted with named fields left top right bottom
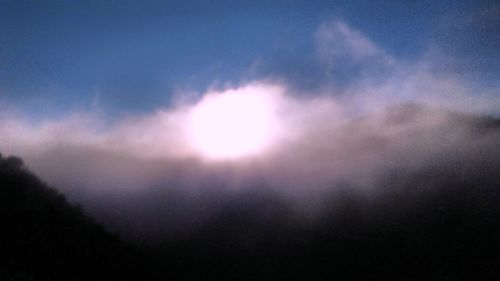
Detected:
left=0, top=154, right=147, bottom=281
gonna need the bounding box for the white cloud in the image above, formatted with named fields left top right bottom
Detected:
left=313, top=20, right=500, bottom=115
left=315, top=20, right=394, bottom=66
left=0, top=19, right=499, bottom=239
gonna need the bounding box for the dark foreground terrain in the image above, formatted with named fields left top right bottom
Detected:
left=2, top=106, right=500, bottom=281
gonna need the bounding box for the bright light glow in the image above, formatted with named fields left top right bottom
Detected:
left=187, top=85, right=280, bottom=160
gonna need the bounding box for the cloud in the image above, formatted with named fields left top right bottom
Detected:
left=0, top=19, right=499, bottom=241
left=316, top=20, right=387, bottom=62
left=0, top=82, right=342, bottom=189
left=312, top=19, right=500, bottom=115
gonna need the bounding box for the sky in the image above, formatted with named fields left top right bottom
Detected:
left=1, top=0, right=498, bottom=118
left=0, top=0, right=499, bottom=240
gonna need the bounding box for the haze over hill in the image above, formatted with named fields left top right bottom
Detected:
left=2, top=104, right=500, bottom=280
left=1, top=1, right=499, bottom=280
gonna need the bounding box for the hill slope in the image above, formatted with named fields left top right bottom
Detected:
left=2, top=104, right=500, bottom=281
left=0, top=154, right=148, bottom=281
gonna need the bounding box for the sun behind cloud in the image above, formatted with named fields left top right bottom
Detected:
left=187, top=84, right=282, bottom=160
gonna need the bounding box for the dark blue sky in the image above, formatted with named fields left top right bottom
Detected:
left=0, top=0, right=498, bottom=117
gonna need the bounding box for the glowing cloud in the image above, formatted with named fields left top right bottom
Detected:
left=186, top=84, right=282, bottom=160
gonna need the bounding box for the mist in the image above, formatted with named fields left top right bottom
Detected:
left=1, top=19, right=499, bottom=243
left=2, top=4, right=500, bottom=279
